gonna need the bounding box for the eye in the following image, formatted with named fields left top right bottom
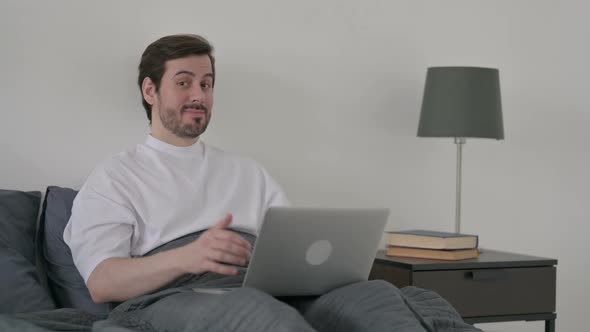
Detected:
left=177, top=81, right=190, bottom=87
left=201, top=82, right=212, bottom=89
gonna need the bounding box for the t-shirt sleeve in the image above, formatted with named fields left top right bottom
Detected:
left=63, top=171, right=136, bottom=284
left=261, top=166, right=290, bottom=208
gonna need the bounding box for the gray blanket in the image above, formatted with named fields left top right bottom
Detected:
left=0, top=285, right=481, bottom=332
left=0, top=233, right=481, bottom=331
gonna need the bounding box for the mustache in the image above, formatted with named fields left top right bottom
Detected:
left=182, top=103, right=208, bottom=113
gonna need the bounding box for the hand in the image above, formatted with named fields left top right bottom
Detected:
left=176, top=214, right=252, bottom=276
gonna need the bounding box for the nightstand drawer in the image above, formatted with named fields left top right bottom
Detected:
left=413, top=266, right=556, bottom=317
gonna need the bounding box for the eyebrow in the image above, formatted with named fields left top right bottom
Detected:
left=173, top=70, right=214, bottom=80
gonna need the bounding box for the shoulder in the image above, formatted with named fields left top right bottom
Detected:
left=202, top=142, right=286, bottom=198
left=84, top=145, right=142, bottom=191
left=203, top=142, right=267, bottom=173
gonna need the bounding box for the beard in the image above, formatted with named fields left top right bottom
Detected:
left=158, top=102, right=210, bottom=139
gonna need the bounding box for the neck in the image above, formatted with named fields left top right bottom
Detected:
left=151, top=124, right=198, bottom=147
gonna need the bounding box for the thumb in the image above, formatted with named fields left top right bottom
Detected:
left=213, top=213, right=233, bottom=229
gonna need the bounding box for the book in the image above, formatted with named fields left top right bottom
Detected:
left=386, top=230, right=478, bottom=250
left=386, top=246, right=480, bottom=260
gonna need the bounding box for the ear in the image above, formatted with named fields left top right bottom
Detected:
left=142, top=77, right=157, bottom=106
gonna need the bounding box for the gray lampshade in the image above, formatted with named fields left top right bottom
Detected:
left=418, top=67, right=504, bottom=139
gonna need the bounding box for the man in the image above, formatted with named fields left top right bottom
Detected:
left=64, top=34, right=286, bottom=304
left=63, top=34, right=479, bottom=332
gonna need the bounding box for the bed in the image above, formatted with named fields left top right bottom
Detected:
left=0, top=188, right=481, bottom=331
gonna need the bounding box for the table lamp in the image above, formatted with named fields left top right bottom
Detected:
left=417, top=66, right=504, bottom=233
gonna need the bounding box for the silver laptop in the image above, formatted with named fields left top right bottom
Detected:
left=240, top=207, right=389, bottom=296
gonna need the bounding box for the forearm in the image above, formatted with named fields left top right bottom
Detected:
left=85, top=216, right=251, bottom=303
left=87, top=247, right=187, bottom=303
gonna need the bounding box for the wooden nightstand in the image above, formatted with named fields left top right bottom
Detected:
left=369, top=249, right=557, bottom=332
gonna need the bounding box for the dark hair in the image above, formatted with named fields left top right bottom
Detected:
left=138, top=34, right=215, bottom=123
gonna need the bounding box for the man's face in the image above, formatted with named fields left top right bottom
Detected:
left=151, top=55, right=214, bottom=139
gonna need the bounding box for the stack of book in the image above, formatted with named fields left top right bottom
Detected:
left=385, top=230, right=479, bottom=260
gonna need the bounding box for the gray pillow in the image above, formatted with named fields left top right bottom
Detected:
left=0, top=189, right=56, bottom=314
left=39, top=186, right=112, bottom=315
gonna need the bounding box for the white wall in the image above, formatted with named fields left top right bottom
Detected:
left=1, top=1, right=588, bottom=330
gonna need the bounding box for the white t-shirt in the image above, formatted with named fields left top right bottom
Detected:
left=63, top=135, right=289, bottom=283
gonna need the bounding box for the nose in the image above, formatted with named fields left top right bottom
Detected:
left=190, top=85, right=205, bottom=104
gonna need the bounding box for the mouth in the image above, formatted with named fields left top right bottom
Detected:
left=183, top=109, right=206, bottom=115
left=182, top=104, right=208, bottom=116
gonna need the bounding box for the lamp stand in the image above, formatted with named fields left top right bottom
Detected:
left=454, top=137, right=465, bottom=233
